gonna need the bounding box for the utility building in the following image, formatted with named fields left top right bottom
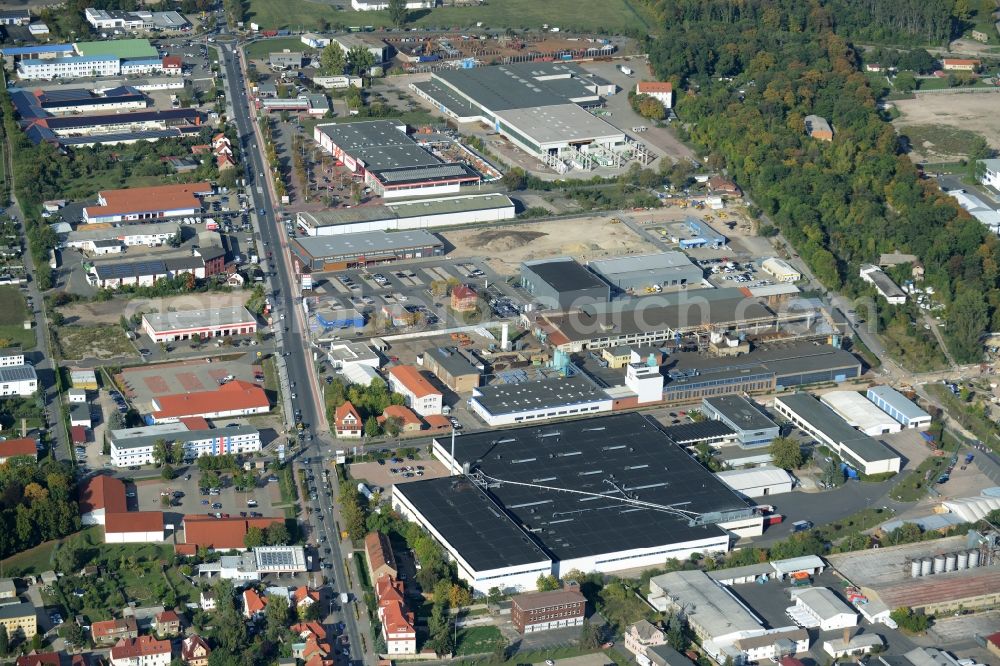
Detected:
left=589, top=251, right=704, bottom=293
left=520, top=257, right=610, bottom=310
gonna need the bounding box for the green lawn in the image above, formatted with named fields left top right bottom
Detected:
left=248, top=0, right=650, bottom=33
left=0, top=527, right=100, bottom=576
left=455, top=625, right=505, bottom=656
left=897, top=123, right=991, bottom=159
left=0, top=286, right=35, bottom=351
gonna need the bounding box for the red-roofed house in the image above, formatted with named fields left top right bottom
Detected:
left=942, top=58, right=980, bottom=71
left=162, top=56, right=183, bottom=76
left=450, top=285, right=477, bottom=312
left=83, top=182, right=212, bottom=225
left=635, top=81, right=673, bottom=108
left=109, top=636, right=172, bottom=666
left=707, top=175, right=741, bottom=197
left=375, top=575, right=416, bottom=655
left=16, top=652, right=62, bottom=666
left=291, top=622, right=326, bottom=642
left=91, top=618, right=138, bottom=645
left=378, top=404, right=423, bottom=433
left=182, top=515, right=283, bottom=551
left=364, top=531, right=398, bottom=580
left=422, top=413, right=452, bottom=431
left=154, top=610, right=181, bottom=636
left=151, top=380, right=269, bottom=423
left=0, top=437, right=38, bottom=464
left=80, top=475, right=127, bottom=525
left=243, top=588, right=266, bottom=619
left=334, top=401, right=362, bottom=439
left=70, top=426, right=88, bottom=445
left=181, top=635, right=211, bottom=666
left=105, top=511, right=165, bottom=543
left=387, top=366, right=442, bottom=416
left=216, top=153, right=236, bottom=171
left=292, top=586, right=320, bottom=610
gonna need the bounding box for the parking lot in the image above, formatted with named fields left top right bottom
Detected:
left=349, top=457, right=450, bottom=490
left=116, top=357, right=265, bottom=413
left=132, top=465, right=283, bottom=521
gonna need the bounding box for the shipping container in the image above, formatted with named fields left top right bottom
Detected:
left=765, top=514, right=784, bottom=526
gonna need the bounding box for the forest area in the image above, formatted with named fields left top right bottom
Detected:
left=639, top=0, right=999, bottom=363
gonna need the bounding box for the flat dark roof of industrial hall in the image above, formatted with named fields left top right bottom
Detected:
left=396, top=412, right=750, bottom=570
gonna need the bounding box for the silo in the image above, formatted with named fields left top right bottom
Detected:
left=910, top=560, right=922, bottom=578
left=933, top=555, right=946, bottom=574
left=957, top=551, right=969, bottom=570
left=945, top=553, right=957, bottom=572
left=920, top=558, right=933, bottom=576
left=970, top=549, right=981, bottom=568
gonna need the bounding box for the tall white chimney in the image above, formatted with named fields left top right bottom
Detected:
left=501, top=322, right=510, bottom=351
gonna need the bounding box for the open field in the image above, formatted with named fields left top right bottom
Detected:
left=247, top=0, right=650, bottom=33
left=442, top=216, right=658, bottom=275
left=0, top=527, right=100, bottom=576
left=52, top=324, right=135, bottom=361
left=58, top=292, right=249, bottom=327
left=0, top=286, right=35, bottom=350
left=893, top=93, right=1000, bottom=161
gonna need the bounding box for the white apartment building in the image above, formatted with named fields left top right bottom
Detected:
left=387, top=366, right=443, bottom=416
left=351, top=0, right=432, bottom=9
left=0, top=352, right=25, bottom=367
left=109, top=636, right=172, bottom=666
left=0, top=365, right=37, bottom=396
left=18, top=55, right=120, bottom=80
left=109, top=423, right=261, bottom=467
left=980, top=158, right=1000, bottom=191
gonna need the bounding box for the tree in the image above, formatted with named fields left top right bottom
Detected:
left=152, top=438, right=169, bottom=466
left=266, top=522, right=290, bottom=546
left=202, top=470, right=221, bottom=489
left=161, top=464, right=175, bottom=481
left=769, top=436, right=803, bottom=470
left=536, top=574, right=560, bottom=591
left=890, top=607, right=929, bottom=633
left=387, top=0, right=408, bottom=28
left=245, top=526, right=265, bottom=549
left=347, top=45, right=376, bottom=77
left=0, top=624, right=8, bottom=656
left=580, top=618, right=602, bottom=649
left=383, top=416, right=403, bottom=437
left=487, top=587, right=503, bottom=606
left=894, top=71, right=917, bottom=93
left=364, top=416, right=380, bottom=438
left=666, top=615, right=686, bottom=651
left=948, top=288, right=988, bottom=363
left=448, top=584, right=472, bottom=608
left=264, top=595, right=290, bottom=634
left=502, top=167, right=527, bottom=191
left=320, top=43, right=346, bottom=76
left=302, top=600, right=323, bottom=621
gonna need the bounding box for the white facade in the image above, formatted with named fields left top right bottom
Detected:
left=0, top=353, right=25, bottom=367
left=0, top=365, right=38, bottom=397
left=313, top=75, right=363, bottom=90
left=981, top=159, right=1000, bottom=191
left=110, top=426, right=261, bottom=467
left=469, top=390, right=612, bottom=427
left=715, top=466, right=793, bottom=498
left=387, top=368, right=443, bottom=416
left=105, top=526, right=166, bottom=544
left=790, top=587, right=857, bottom=631
left=109, top=641, right=171, bottom=666
left=761, top=257, right=801, bottom=283
left=821, top=391, right=902, bottom=436
left=65, top=222, right=179, bottom=253
left=298, top=194, right=515, bottom=236
left=625, top=363, right=664, bottom=404
left=859, top=264, right=907, bottom=305
left=866, top=385, right=932, bottom=429
left=18, top=56, right=120, bottom=80
left=301, top=33, right=331, bottom=48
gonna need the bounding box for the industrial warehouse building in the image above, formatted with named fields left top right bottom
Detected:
left=391, top=413, right=761, bottom=594
left=589, top=251, right=704, bottom=293
left=866, top=385, right=932, bottom=429
left=820, top=391, right=902, bottom=436
left=701, top=395, right=779, bottom=449
left=141, top=306, right=258, bottom=343
left=469, top=374, right=613, bottom=426
left=411, top=63, right=630, bottom=170
left=520, top=257, right=610, bottom=310
left=772, top=393, right=901, bottom=475
left=715, top=466, right=793, bottom=498
left=295, top=193, right=514, bottom=236
left=313, top=120, right=481, bottom=199
left=290, top=230, right=444, bottom=272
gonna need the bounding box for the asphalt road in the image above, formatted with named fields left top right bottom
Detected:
left=219, top=38, right=370, bottom=666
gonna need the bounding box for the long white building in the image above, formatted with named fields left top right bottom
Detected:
left=109, top=422, right=261, bottom=467
left=0, top=365, right=38, bottom=397
left=18, top=55, right=120, bottom=80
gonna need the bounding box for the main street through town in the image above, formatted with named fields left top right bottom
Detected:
left=218, top=37, right=371, bottom=666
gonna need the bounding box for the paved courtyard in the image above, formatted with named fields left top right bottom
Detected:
left=116, top=357, right=262, bottom=413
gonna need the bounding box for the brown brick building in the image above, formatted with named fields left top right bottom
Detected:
left=510, top=587, right=586, bottom=634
